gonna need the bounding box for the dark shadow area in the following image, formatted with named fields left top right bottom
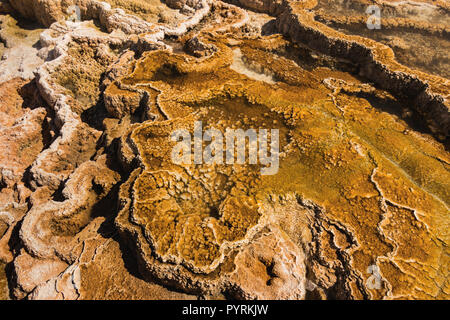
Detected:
left=80, top=98, right=109, bottom=132
left=261, top=19, right=277, bottom=36
left=5, top=218, right=24, bottom=299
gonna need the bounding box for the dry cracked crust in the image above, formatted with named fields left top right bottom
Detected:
left=0, top=0, right=448, bottom=300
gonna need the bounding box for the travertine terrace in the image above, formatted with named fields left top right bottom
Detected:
left=0, top=0, right=448, bottom=300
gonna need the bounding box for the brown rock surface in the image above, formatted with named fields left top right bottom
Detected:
left=0, top=261, right=8, bottom=300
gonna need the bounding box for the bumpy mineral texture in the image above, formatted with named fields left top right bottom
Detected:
left=0, top=0, right=448, bottom=300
